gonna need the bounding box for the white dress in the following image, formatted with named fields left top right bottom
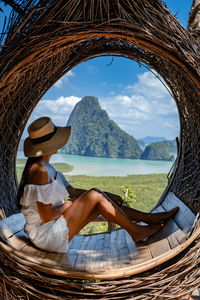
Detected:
left=20, top=163, right=70, bottom=253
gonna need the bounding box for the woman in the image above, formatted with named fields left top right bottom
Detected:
left=17, top=116, right=178, bottom=253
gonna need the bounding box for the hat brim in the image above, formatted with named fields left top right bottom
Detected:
left=23, top=126, right=71, bottom=157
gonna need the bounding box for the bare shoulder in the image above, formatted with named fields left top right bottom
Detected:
left=27, top=163, right=49, bottom=185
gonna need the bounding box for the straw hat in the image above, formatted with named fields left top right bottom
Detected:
left=24, top=117, right=71, bottom=157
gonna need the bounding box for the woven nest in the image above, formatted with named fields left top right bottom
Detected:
left=0, top=0, right=200, bottom=298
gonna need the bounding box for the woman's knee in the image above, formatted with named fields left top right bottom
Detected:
left=85, top=188, right=102, bottom=202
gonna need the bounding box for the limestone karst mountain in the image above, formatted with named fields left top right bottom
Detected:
left=62, top=96, right=142, bottom=159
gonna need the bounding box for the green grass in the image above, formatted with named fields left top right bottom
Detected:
left=52, top=163, right=73, bottom=173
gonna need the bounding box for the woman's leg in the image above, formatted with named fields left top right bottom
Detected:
left=121, top=206, right=179, bottom=224
left=90, top=189, right=178, bottom=225
left=63, top=189, right=162, bottom=243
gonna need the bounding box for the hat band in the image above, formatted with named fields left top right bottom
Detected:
left=31, top=125, right=57, bottom=144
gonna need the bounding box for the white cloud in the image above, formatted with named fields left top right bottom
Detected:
left=99, top=71, right=179, bottom=139
left=114, top=95, right=132, bottom=105
left=126, top=71, right=169, bottom=100
left=54, top=70, right=75, bottom=88
left=31, top=96, right=81, bottom=126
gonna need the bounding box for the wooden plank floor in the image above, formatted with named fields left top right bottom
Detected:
left=0, top=193, right=198, bottom=279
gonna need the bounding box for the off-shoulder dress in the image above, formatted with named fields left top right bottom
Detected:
left=20, top=162, right=70, bottom=253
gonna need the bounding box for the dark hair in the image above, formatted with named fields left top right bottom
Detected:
left=16, top=156, right=42, bottom=210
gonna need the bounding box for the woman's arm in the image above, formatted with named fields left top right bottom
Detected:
left=67, top=185, right=86, bottom=201
left=36, top=201, right=71, bottom=223
left=102, top=191, right=124, bottom=207
left=28, top=163, right=72, bottom=223
left=67, top=184, right=124, bottom=207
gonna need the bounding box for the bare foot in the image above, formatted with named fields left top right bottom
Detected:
left=147, top=207, right=179, bottom=225
left=131, top=223, right=163, bottom=243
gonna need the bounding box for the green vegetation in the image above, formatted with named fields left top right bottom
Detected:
left=16, top=166, right=25, bottom=181
left=163, top=139, right=177, bottom=155
left=62, top=96, right=142, bottom=159
left=140, top=141, right=173, bottom=161
left=120, top=184, right=136, bottom=207
left=51, top=163, right=73, bottom=173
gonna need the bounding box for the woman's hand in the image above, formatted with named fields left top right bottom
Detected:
left=105, top=193, right=124, bottom=207
left=36, top=200, right=71, bottom=223
left=99, top=190, right=124, bottom=207
left=111, top=194, right=124, bottom=207
left=67, top=185, right=86, bottom=200
left=67, top=185, right=124, bottom=207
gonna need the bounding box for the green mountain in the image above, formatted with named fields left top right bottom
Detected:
left=62, top=96, right=142, bottom=159
left=163, top=139, right=177, bottom=155
left=140, top=141, right=174, bottom=161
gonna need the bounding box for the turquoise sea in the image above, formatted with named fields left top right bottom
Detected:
left=17, top=151, right=174, bottom=177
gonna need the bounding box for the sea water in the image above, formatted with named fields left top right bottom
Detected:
left=17, top=151, right=174, bottom=177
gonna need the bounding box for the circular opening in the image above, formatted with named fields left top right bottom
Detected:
left=17, top=56, right=180, bottom=234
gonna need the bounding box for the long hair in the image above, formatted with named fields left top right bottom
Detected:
left=16, top=156, right=42, bottom=210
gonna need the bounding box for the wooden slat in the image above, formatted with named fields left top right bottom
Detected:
left=67, top=235, right=85, bottom=269
left=74, top=235, right=90, bottom=270
left=124, top=231, right=139, bottom=263
left=6, top=230, right=30, bottom=251
left=15, top=229, right=30, bottom=240
left=148, top=236, right=171, bottom=258
left=22, top=245, right=75, bottom=270
left=65, top=250, right=78, bottom=270
left=94, top=233, right=104, bottom=250
left=103, top=233, right=112, bottom=269
left=0, top=213, right=25, bottom=241
left=161, top=193, right=195, bottom=233
left=42, top=252, right=69, bottom=268
left=103, top=232, right=111, bottom=251
left=21, top=244, right=48, bottom=263
left=109, top=230, right=121, bottom=269
left=116, top=229, right=130, bottom=267
left=68, top=234, right=84, bottom=250
left=84, top=235, right=98, bottom=270
left=93, top=234, right=105, bottom=270
left=69, top=235, right=85, bottom=270
left=43, top=235, right=86, bottom=270
left=124, top=231, right=153, bottom=265
left=135, top=241, right=153, bottom=263
left=143, top=206, right=172, bottom=257
left=151, top=205, right=186, bottom=247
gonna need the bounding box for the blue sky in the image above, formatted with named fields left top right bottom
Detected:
left=0, top=0, right=193, bottom=140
